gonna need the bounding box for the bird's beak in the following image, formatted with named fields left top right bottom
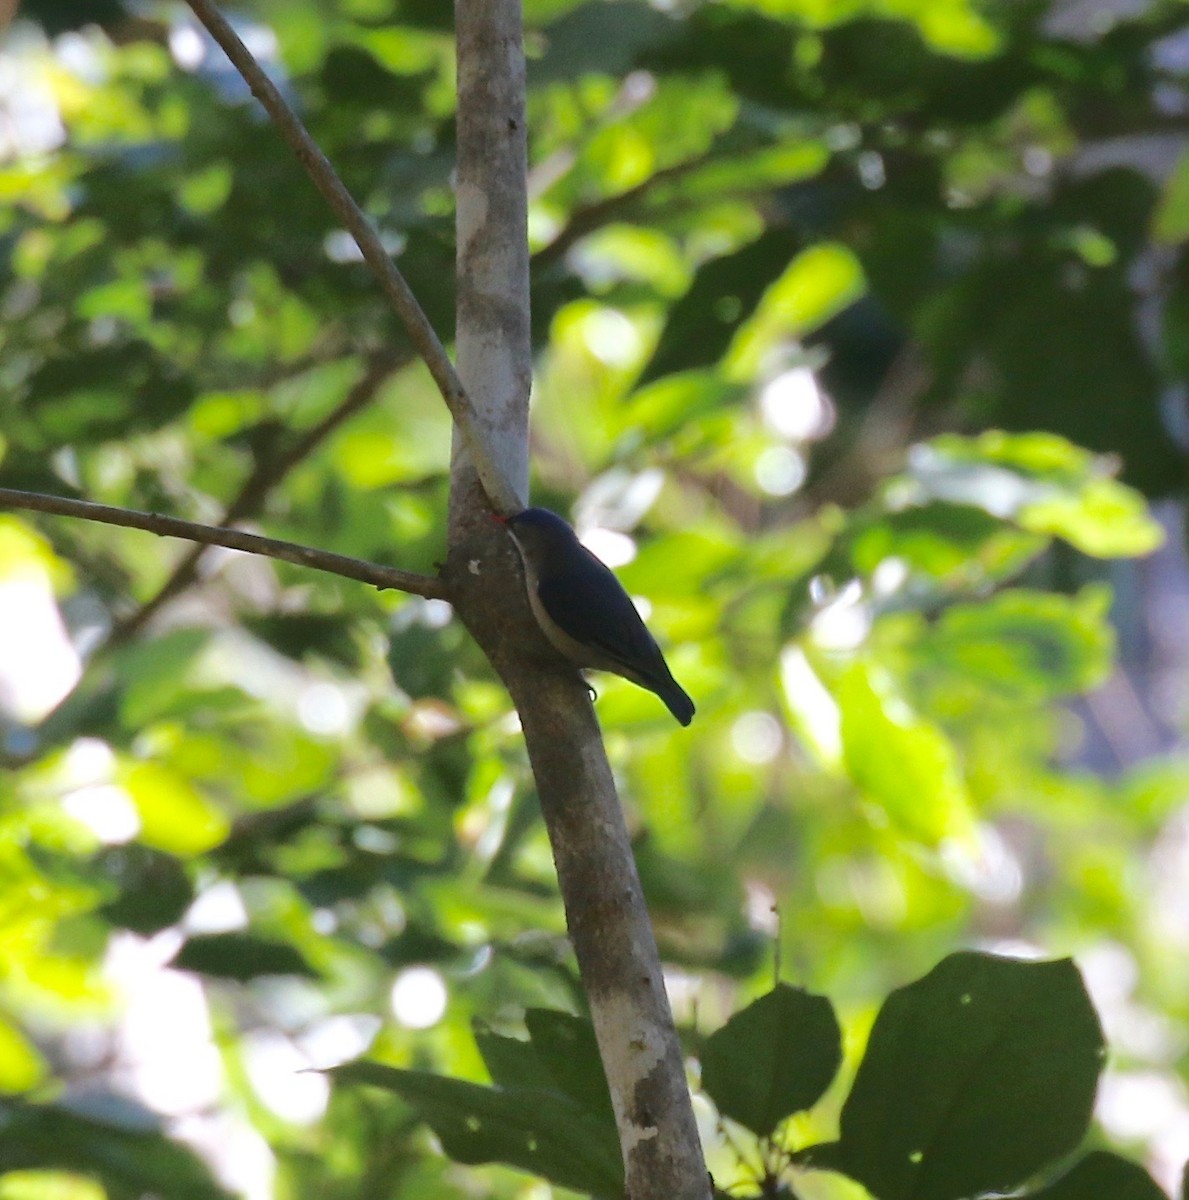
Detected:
left=488, top=512, right=509, bottom=526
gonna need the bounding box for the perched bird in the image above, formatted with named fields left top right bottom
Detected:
left=495, top=507, right=695, bottom=726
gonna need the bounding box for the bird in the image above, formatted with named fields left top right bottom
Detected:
left=494, top=507, right=695, bottom=726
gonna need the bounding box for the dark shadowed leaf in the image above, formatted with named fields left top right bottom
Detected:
left=473, top=1024, right=556, bottom=1092
left=701, top=983, right=841, bottom=1137
left=637, top=229, right=802, bottom=385
left=173, top=932, right=320, bottom=981
left=335, top=1061, right=624, bottom=1195
left=801, top=953, right=1104, bottom=1200
left=0, top=1097, right=233, bottom=1199
left=97, top=845, right=194, bottom=934
left=524, top=1008, right=617, bottom=1128
left=1024, top=1151, right=1168, bottom=1200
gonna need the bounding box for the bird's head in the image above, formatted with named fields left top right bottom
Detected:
left=494, top=507, right=579, bottom=570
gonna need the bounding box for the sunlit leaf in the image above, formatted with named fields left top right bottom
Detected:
left=838, top=661, right=973, bottom=843
left=118, top=761, right=228, bottom=856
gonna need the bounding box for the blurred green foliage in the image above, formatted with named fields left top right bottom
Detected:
left=0, top=0, right=1187, bottom=1197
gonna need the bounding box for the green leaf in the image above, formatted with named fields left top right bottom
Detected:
left=908, top=433, right=1164, bottom=557
left=524, top=1009, right=616, bottom=1129
left=118, top=761, right=228, bottom=856
left=804, top=952, right=1104, bottom=1200
left=1018, top=477, right=1164, bottom=558
left=838, top=662, right=973, bottom=843
left=334, top=1062, right=624, bottom=1195
left=97, top=846, right=194, bottom=935
left=927, top=587, right=1115, bottom=701
left=172, top=932, right=320, bottom=981
left=0, top=1098, right=233, bottom=1199
left=0, top=1017, right=45, bottom=1094
left=473, top=1025, right=555, bottom=1092
left=637, top=228, right=802, bottom=384
left=701, top=983, right=841, bottom=1137
left=1024, top=1151, right=1167, bottom=1200
left=1153, top=149, right=1189, bottom=246
left=725, top=242, right=866, bottom=379
left=25, top=343, right=195, bottom=445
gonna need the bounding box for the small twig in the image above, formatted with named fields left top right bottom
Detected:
left=110, top=352, right=405, bottom=644
left=183, top=0, right=521, bottom=516
left=532, top=153, right=712, bottom=272
left=0, top=488, right=448, bottom=600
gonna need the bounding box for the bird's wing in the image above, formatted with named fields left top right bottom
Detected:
left=536, top=550, right=665, bottom=680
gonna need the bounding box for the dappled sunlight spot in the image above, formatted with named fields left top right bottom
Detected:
left=744, top=881, right=779, bottom=936
left=61, top=785, right=140, bottom=845
left=60, top=737, right=116, bottom=781
left=497, top=709, right=524, bottom=736
left=0, top=578, right=81, bottom=722
left=779, top=646, right=841, bottom=763
left=390, top=967, right=448, bottom=1030
left=404, top=699, right=464, bottom=741
left=201, top=630, right=306, bottom=706
left=579, top=307, right=643, bottom=367
left=871, top=556, right=909, bottom=598
left=808, top=579, right=870, bottom=651
left=463, top=773, right=516, bottom=864
left=760, top=367, right=833, bottom=441
left=106, top=933, right=224, bottom=1117
left=173, top=1110, right=275, bottom=1200
left=974, top=938, right=1044, bottom=960
left=167, top=23, right=206, bottom=70
left=297, top=681, right=355, bottom=736
left=243, top=1029, right=329, bottom=1124
left=323, top=227, right=403, bottom=264
left=422, top=597, right=454, bottom=628
left=296, top=1014, right=381, bottom=1070
left=940, top=825, right=1023, bottom=905
left=661, top=968, right=702, bottom=1023
left=1151, top=807, right=1189, bottom=950
left=858, top=149, right=886, bottom=190
left=183, top=881, right=248, bottom=936
left=579, top=527, right=637, bottom=569
left=731, top=712, right=783, bottom=764
left=1080, top=942, right=1183, bottom=1062
left=352, top=824, right=400, bottom=854
left=629, top=593, right=653, bottom=622
left=576, top=467, right=664, bottom=531
left=0, top=31, right=66, bottom=160
left=1098, top=1069, right=1189, bottom=1189
left=754, top=445, right=806, bottom=496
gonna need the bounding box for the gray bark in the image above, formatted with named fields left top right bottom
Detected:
left=449, top=3, right=711, bottom=1197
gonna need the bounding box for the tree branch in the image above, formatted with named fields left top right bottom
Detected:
left=183, top=0, right=522, bottom=517
left=449, top=2, right=710, bottom=1197
left=109, top=351, right=406, bottom=644
left=0, top=489, right=448, bottom=600
left=532, top=153, right=713, bottom=272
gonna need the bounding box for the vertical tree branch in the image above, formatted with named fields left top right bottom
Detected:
left=450, top=0, right=532, bottom=534
left=448, top=3, right=710, bottom=1197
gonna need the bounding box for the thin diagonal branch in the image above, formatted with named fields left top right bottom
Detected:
left=183, top=0, right=522, bottom=516
left=0, top=489, right=448, bottom=600
left=532, top=153, right=713, bottom=272
left=110, top=351, right=406, bottom=645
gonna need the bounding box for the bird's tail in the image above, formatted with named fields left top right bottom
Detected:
left=654, top=676, right=695, bottom=727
